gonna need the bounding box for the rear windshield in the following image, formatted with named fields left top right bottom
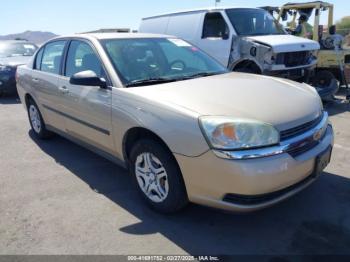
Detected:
left=225, top=8, right=285, bottom=36
left=0, top=42, right=38, bottom=58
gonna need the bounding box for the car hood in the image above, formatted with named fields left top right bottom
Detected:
left=246, top=34, right=320, bottom=53
left=128, top=73, right=323, bottom=131
left=0, top=56, right=32, bottom=67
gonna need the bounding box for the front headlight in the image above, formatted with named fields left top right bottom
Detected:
left=308, top=50, right=318, bottom=62
left=263, top=50, right=274, bottom=64
left=199, top=117, right=280, bottom=150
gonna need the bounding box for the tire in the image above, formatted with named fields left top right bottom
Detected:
left=129, top=139, right=188, bottom=213
left=234, top=67, right=258, bottom=74
left=312, top=70, right=336, bottom=89
left=27, top=98, right=53, bottom=139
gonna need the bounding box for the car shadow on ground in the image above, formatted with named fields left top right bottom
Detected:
left=29, top=131, right=350, bottom=255
left=0, top=95, right=21, bottom=105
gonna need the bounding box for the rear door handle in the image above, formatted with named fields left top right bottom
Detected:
left=58, top=86, right=69, bottom=94
left=32, top=78, right=39, bottom=82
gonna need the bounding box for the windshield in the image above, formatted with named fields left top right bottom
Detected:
left=101, top=38, right=228, bottom=86
left=0, top=42, right=38, bottom=58
left=225, top=8, right=285, bottom=36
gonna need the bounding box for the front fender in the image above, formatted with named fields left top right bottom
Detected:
left=111, top=89, right=210, bottom=160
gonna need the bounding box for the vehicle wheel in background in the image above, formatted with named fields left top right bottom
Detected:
left=312, top=70, right=337, bottom=89
left=129, top=139, right=188, bottom=213
left=27, top=98, right=53, bottom=139
left=234, top=67, right=259, bottom=74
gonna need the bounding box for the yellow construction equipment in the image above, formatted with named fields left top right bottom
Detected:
left=274, top=1, right=350, bottom=99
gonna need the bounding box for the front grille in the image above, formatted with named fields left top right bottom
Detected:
left=223, top=174, right=315, bottom=206
left=280, top=113, right=324, bottom=141
left=276, top=51, right=309, bottom=67
left=286, top=139, right=319, bottom=158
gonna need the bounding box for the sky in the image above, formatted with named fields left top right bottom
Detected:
left=1, top=0, right=348, bottom=35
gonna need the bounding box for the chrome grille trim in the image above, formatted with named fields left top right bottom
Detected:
left=213, top=112, right=330, bottom=160
left=280, top=113, right=324, bottom=141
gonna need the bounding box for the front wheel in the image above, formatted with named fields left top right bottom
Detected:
left=312, top=70, right=336, bottom=89
left=27, top=98, right=53, bottom=139
left=234, top=67, right=259, bottom=74
left=129, top=139, right=188, bottom=213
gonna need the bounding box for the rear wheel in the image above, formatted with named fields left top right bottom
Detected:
left=27, top=98, right=53, bottom=139
left=129, top=139, right=188, bottom=213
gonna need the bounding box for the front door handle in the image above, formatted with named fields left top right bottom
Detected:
left=32, top=78, right=39, bottom=83
left=58, top=86, right=69, bottom=94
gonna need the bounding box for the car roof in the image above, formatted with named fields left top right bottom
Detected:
left=50, top=33, right=173, bottom=42
left=142, top=6, right=262, bottom=20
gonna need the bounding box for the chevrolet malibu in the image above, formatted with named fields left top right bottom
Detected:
left=16, top=33, right=333, bottom=213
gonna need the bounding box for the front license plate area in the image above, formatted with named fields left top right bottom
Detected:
left=313, top=146, right=332, bottom=177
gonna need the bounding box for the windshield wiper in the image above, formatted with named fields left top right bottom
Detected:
left=125, top=72, right=224, bottom=87
left=176, top=71, right=223, bottom=80
left=125, top=77, right=177, bottom=87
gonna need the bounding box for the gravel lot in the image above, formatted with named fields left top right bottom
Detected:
left=0, top=92, right=350, bottom=255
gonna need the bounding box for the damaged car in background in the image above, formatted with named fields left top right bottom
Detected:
left=139, top=6, right=336, bottom=100
left=0, top=40, right=38, bottom=97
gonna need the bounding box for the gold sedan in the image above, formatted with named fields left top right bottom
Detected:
left=16, top=33, right=333, bottom=213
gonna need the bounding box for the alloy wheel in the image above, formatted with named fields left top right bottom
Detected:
left=29, top=105, right=42, bottom=134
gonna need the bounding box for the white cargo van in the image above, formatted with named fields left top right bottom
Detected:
left=140, top=7, right=320, bottom=80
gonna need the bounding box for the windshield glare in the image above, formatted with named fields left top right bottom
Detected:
left=101, top=38, right=228, bottom=86
left=0, top=42, right=38, bottom=58
left=225, top=8, right=285, bottom=36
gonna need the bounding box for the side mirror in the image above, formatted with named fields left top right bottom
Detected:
left=69, top=70, right=107, bottom=88
left=222, top=33, right=230, bottom=40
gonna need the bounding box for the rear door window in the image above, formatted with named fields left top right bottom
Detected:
left=40, top=41, right=66, bottom=75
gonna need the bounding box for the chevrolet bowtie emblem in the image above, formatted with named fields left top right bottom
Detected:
left=313, top=129, right=323, bottom=141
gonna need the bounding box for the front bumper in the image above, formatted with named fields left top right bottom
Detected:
left=263, top=59, right=317, bottom=80
left=175, top=117, right=334, bottom=212
left=263, top=67, right=314, bottom=81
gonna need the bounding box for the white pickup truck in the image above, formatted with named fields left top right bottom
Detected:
left=140, top=7, right=320, bottom=81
